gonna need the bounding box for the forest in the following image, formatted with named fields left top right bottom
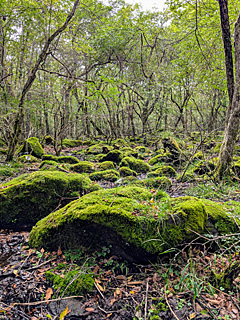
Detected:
left=1, top=0, right=240, bottom=319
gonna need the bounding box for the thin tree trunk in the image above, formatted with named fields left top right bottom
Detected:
left=6, top=0, right=80, bottom=161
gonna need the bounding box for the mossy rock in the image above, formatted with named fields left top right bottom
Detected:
left=18, top=137, right=44, bottom=158
left=119, top=166, right=137, bottom=177
left=29, top=189, right=211, bottom=262
left=148, top=152, right=171, bottom=166
left=203, top=199, right=240, bottom=235
left=18, top=155, right=39, bottom=163
left=87, top=144, right=112, bottom=155
left=57, top=156, right=80, bottom=164
left=134, top=176, right=172, bottom=189
left=120, top=156, right=150, bottom=173
left=70, top=161, right=95, bottom=173
left=42, top=154, right=58, bottom=161
left=98, top=161, right=115, bottom=171
left=193, top=160, right=216, bottom=175
left=0, top=171, right=101, bottom=227
left=89, top=169, right=120, bottom=182
left=45, top=264, right=94, bottom=297
left=100, top=150, right=124, bottom=164
left=39, top=160, right=59, bottom=170
left=148, top=166, right=176, bottom=178
left=44, top=135, right=54, bottom=145
left=134, top=146, right=151, bottom=154
left=62, top=139, right=82, bottom=148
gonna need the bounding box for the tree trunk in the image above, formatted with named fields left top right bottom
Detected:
left=6, top=0, right=80, bottom=161
left=216, top=11, right=240, bottom=178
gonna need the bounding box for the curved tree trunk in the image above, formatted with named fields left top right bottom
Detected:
left=216, top=10, right=240, bottom=178
left=6, top=0, right=80, bottom=161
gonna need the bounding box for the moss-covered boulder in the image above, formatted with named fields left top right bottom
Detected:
left=120, top=156, right=150, bottom=173
left=42, top=154, right=58, bottom=161
left=87, top=144, right=112, bottom=155
left=98, top=161, right=115, bottom=171
left=100, top=150, right=124, bottom=164
left=44, top=135, right=54, bottom=145
left=62, top=139, right=82, bottom=148
left=148, top=153, right=170, bottom=166
left=18, top=155, right=39, bottom=163
left=29, top=189, right=212, bottom=262
left=39, top=160, right=59, bottom=169
left=0, top=171, right=100, bottom=227
left=57, top=156, right=80, bottom=164
left=89, top=169, right=120, bottom=182
left=148, top=166, right=176, bottom=178
left=134, top=176, right=172, bottom=189
left=193, top=159, right=216, bottom=175
left=70, top=161, right=95, bottom=173
left=119, top=166, right=137, bottom=177
left=18, top=137, right=44, bottom=158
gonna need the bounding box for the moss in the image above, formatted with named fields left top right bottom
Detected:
left=18, top=137, right=44, bottom=158
left=148, top=152, right=171, bottom=166
left=18, top=155, right=39, bottom=163
left=0, top=167, right=15, bottom=178
left=44, top=135, right=54, bottom=145
left=98, top=161, right=115, bottom=171
left=62, top=139, right=82, bottom=148
left=45, top=265, right=94, bottom=296
left=39, top=160, right=59, bottom=169
left=193, top=159, right=216, bottom=175
left=134, top=146, right=151, bottom=154
left=87, top=144, right=112, bottom=155
left=0, top=148, right=8, bottom=155
left=119, top=166, right=137, bottom=177
left=70, top=161, right=95, bottom=173
left=100, top=150, right=124, bottom=164
left=29, top=189, right=212, bottom=262
left=42, top=154, right=58, bottom=161
left=89, top=169, right=120, bottom=182
left=192, top=151, right=204, bottom=160
left=134, top=176, right=172, bottom=189
left=0, top=171, right=101, bottom=226
left=147, top=166, right=176, bottom=178
left=57, top=156, right=80, bottom=164
left=203, top=199, right=239, bottom=234
left=120, top=156, right=150, bottom=173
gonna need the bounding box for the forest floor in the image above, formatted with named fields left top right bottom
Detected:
left=1, top=146, right=240, bottom=320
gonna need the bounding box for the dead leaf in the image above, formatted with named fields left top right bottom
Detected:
left=116, top=275, right=126, bottom=280
left=57, top=246, right=62, bottom=256
left=85, top=308, right=94, bottom=312
left=45, top=288, right=53, bottom=303
left=13, top=270, right=18, bottom=277
left=59, top=306, right=69, bottom=320
left=95, top=282, right=105, bottom=292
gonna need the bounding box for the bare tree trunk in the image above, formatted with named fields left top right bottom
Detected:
left=216, top=10, right=240, bottom=178
left=6, top=0, right=79, bottom=161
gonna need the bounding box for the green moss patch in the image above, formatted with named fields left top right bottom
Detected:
left=148, top=166, right=176, bottom=178
left=119, top=166, right=137, bottom=177
left=18, top=137, right=44, bottom=158
left=29, top=188, right=223, bottom=262
left=98, top=161, right=115, bottom=171
left=0, top=171, right=100, bottom=227
left=18, top=155, right=39, bottom=163
left=70, top=161, right=95, bottom=173
left=100, top=150, right=124, bottom=164
left=120, top=156, right=150, bottom=173
left=89, top=169, right=120, bottom=182
left=57, top=156, right=80, bottom=164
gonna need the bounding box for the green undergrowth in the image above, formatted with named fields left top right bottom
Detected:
left=45, top=262, right=94, bottom=297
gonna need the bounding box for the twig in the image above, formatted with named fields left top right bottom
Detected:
left=164, top=285, right=180, bottom=320
left=144, top=281, right=149, bottom=320
left=12, top=295, right=83, bottom=306
left=94, top=282, right=105, bottom=300
left=24, top=258, right=56, bottom=271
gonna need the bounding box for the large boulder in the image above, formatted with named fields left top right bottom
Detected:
left=28, top=187, right=237, bottom=262
left=0, top=171, right=100, bottom=228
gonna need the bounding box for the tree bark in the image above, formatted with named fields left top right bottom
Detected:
left=6, top=0, right=80, bottom=161
left=216, top=11, right=240, bottom=178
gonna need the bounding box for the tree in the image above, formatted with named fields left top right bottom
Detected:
left=216, top=2, right=240, bottom=178
left=6, top=0, right=80, bottom=161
